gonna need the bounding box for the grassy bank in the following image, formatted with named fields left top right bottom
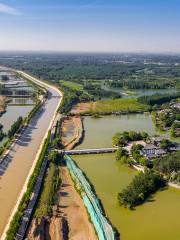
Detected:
left=90, top=98, right=149, bottom=114
left=59, top=80, right=84, bottom=91
left=35, top=159, right=61, bottom=217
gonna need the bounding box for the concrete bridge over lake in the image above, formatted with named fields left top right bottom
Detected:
left=58, top=147, right=119, bottom=155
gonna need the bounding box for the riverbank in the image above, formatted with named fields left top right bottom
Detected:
left=71, top=98, right=149, bottom=115
left=61, top=115, right=84, bottom=150
left=55, top=116, right=97, bottom=239
left=1, top=70, right=63, bottom=240
left=27, top=117, right=97, bottom=240
left=59, top=165, right=97, bottom=239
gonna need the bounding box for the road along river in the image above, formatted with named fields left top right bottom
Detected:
left=0, top=71, right=62, bottom=239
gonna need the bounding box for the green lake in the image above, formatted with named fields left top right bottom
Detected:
left=73, top=115, right=180, bottom=240
left=77, top=114, right=158, bottom=149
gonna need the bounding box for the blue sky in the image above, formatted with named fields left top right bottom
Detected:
left=0, top=0, right=180, bottom=52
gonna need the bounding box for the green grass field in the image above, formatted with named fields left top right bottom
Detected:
left=92, top=98, right=149, bottom=114
left=59, top=80, right=83, bottom=91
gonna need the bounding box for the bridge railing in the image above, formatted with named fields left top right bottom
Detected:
left=58, top=147, right=118, bottom=155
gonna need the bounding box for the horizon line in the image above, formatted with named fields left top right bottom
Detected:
left=0, top=50, right=180, bottom=56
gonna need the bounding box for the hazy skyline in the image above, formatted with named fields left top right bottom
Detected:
left=0, top=0, right=180, bottom=53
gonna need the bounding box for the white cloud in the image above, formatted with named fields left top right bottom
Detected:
left=0, top=3, right=20, bottom=15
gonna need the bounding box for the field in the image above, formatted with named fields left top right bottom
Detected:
left=71, top=98, right=149, bottom=114
left=92, top=98, right=149, bottom=113
left=59, top=80, right=83, bottom=91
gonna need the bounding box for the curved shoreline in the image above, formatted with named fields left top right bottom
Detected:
left=1, top=70, right=63, bottom=240
left=62, top=116, right=85, bottom=150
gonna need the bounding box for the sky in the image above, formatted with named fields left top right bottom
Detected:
left=0, top=0, right=180, bottom=53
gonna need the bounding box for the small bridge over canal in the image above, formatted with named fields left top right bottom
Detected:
left=58, top=147, right=119, bottom=155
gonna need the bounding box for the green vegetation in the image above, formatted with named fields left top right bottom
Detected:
left=6, top=131, right=51, bottom=240
left=131, top=144, right=148, bottom=166
left=35, top=151, right=60, bottom=217
left=59, top=81, right=92, bottom=114
left=115, top=148, right=132, bottom=165
left=171, top=121, right=180, bottom=138
left=3, top=54, right=180, bottom=90
left=25, top=99, right=43, bottom=124
left=138, top=93, right=180, bottom=106
left=60, top=80, right=84, bottom=91
left=59, top=80, right=121, bottom=114
left=8, top=117, right=23, bottom=139
left=153, top=152, right=180, bottom=182
left=160, top=139, right=174, bottom=151
left=118, top=170, right=165, bottom=208
left=112, top=131, right=148, bottom=147
left=0, top=139, right=11, bottom=157
left=92, top=98, right=149, bottom=114
left=152, top=103, right=180, bottom=137
left=0, top=124, right=5, bottom=142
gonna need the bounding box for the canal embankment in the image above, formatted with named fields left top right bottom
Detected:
left=0, top=70, right=62, bottom=240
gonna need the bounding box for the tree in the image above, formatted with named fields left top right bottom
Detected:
left=139, top=157, right=148, bottom=166
left=160, top=139, right=170, bottom=151
left=116, top=148, right=129, bottom=161
left=118, top=170, right=165, bottom=208
left=48, top=151, right=59, bottom=164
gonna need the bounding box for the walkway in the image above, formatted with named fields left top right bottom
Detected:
left=59, top=147, right=119, bottom=155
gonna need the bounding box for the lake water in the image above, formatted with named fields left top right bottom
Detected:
left=103, top=86, right=178, bottom=98
left=77, top=114, right=157, bottom=149
left=73, top=154, right=180, bottom=240
left=0, top=105, right=33, bottom=133
left=73, top=114, right=180, bottom=240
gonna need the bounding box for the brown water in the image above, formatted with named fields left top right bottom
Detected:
left=74, top=154, right=180, bottom=240
left=77, top=114, right=157, bottom=149
left=73, top=115, right=180, bottom=240
left=0, top=87, right=61, bottom=236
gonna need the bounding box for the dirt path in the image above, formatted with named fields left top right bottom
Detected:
left=59, top=166, right=97, bottom=240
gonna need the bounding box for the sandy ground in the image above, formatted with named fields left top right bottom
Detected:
left=61, top=116, right=83, bottom=150
left=28, top=166, right=97, bottom=240
left=59, top=166, right=97, bottom=240
left=28, top=217, right=64, bottom=240
left=71, top=102, right=94, bottom=114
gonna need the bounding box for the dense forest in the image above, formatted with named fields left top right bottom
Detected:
left=0, top=53, right=180, bottom=90
left=0, top=53, right=179, bottom=114
left=138, top=93, right=180, bottom=106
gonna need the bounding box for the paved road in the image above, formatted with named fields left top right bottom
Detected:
left=0, top=72, right=62, bottom=238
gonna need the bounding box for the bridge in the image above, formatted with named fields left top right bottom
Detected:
left=58, top=147, right=119, bottom=155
